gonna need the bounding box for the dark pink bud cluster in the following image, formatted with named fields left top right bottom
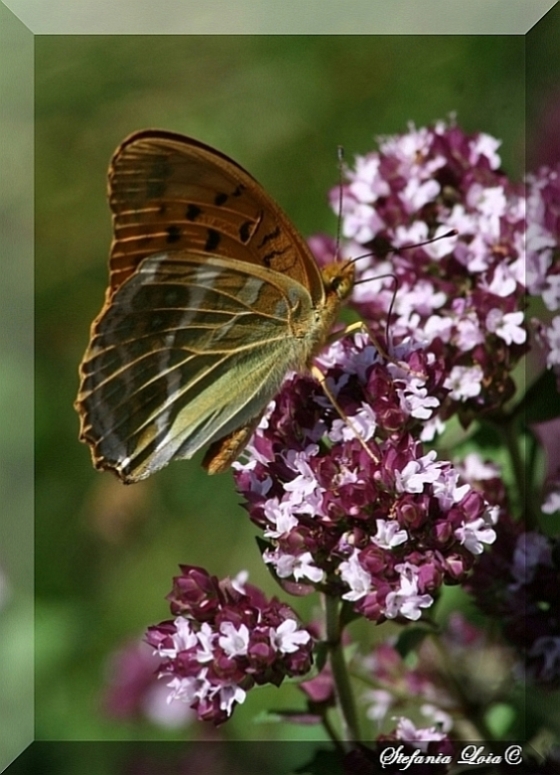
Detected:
left=146, top=566, right=313, bottom=724
left=234, top=334, right=497, bottom=623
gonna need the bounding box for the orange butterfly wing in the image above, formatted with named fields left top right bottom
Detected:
left=107, top=130, right=326, bottom=300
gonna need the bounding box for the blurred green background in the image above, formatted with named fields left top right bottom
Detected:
left=33, top=32, right=547, bottom=745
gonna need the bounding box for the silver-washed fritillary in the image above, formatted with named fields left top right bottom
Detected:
left=75, top=130, right=356, bottom=482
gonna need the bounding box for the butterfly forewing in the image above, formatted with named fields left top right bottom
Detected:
left=108, top=131, right=325, bottom=302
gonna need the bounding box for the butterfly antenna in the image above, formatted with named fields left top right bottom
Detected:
left=352, top=271, right=400, bottom=353
left=334, top=145, right=345, bottom=262
left=351, top=229, right=457, bottom=352
left=350, top=229, right=458, bottom=269
left=397, top=229, right=458, bottom=254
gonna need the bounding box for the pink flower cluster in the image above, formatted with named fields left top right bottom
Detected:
left=146, top=567, right=313, bottom=724
left=319, top=119, right=529, bottom=426
left=234, top=335, right=498, bottom=623
left=233, top=121, right=547, bottom=626
left=360, top=613, right=513, bottom=734
left=101, top=637, right=194, bottom=728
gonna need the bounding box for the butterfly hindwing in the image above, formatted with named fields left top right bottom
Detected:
left=77, top=251, right=315, bottom=482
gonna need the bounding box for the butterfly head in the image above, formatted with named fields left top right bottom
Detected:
left=321, top=259, right=356, bottom=303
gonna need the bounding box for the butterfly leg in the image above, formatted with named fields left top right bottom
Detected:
left=310, top=364, right=379, bottom=465
left=202, top=418, right=262, bottom=474
left=326, top=320, right=391, bottom=360
left=325, top=320, right=367, bottom=346
left=327, top=322, right=424, bottom=381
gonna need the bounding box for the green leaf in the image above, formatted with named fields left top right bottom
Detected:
left=518, top=369, right=560, bottom=424
left=394, top=625, right=431, bottom=658
left=484, top=702, right=516, bottom=737
left=339, top=600, right=361, bottom=629
left=314, top=641, right=329, bottom=673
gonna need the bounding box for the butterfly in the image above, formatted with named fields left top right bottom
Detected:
left=75, top=130, right=357, bottom=483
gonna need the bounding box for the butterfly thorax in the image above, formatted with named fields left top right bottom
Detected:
left=292, top=258, right=355, bottom=367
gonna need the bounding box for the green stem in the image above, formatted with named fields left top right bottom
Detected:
left=321, top=710, right=345, bottom=753
left=490, top=413, right=538, bottom=529
left=325, top=593, right=361, bottom=744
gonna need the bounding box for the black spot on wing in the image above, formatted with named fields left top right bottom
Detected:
left=205, top=229, right=221, bottom=252
left=214, top=192, right=228, bottom=206
left=239, top=220, right=253, bottom=244
left=262, top=247, right=288, bottom=268
left=166, top=225, right=182, bottom=244
left=185, top=204, right=202, bottom=221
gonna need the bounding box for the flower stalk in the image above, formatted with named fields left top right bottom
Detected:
left=325, top=593, right=361, bottom=744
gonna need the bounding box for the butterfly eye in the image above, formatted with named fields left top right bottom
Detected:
left=332, top=276, right=345, bottom=294
left=325, top=262, right=355, bottom=301
left=330, top=263, right=355, bottom=301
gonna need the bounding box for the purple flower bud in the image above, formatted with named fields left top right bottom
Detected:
left=166, top=565, right=221, bottom=620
